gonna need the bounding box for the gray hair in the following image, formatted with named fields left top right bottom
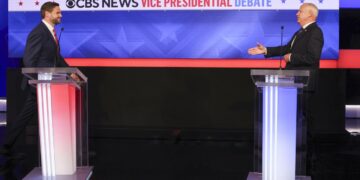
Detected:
left=303, top=3, right=319, bottom=18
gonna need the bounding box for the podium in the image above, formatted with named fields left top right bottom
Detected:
left=247, top=69, right=311, bottom=180
left=21, top=68, right=93, bottom=180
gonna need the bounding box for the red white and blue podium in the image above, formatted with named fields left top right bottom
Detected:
left=248, top=69, right=311, bottom=180
left=22, top=68, right=93, bottom=180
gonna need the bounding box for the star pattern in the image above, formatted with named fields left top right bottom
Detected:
left=221, top=16, right=265, bottom=58
left=8, top=11, right=338, bottom=59
left=8, top=32, right=29, bottom=56
left=99, top=26, right=144, bottom=57
left=54, top=29, right=99, bottom=57
left=153, top=22, right=182, bottom=43
left=115, top=26, right=144, bottom=55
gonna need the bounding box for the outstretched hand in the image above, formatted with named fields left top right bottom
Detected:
left=70, top=73, right=80, bottom=82
left=248, top=43, right=267, bottom=55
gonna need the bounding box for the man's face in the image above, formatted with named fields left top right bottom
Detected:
left=296, top=5, right=312, bottom=26
left=47, top=6, right=62, bottom=25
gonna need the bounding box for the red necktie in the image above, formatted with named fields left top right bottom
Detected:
left=53, top=29, right=59, bottom=46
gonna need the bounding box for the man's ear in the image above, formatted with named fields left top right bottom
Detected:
left=45, top=11, right=50, bottom=18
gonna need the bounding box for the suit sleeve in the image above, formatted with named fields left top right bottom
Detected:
left=23, top=31, right=43, bottom=67
left=58, top=55, right=69, bottom=67
left=265, top=36, right=293, bottom=58
left=287, top=29, right=324, bottom=67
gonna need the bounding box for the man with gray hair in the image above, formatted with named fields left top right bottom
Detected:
left=248, top=3, right=324, bottom=177
left=248, top=3, right=323, bottom=72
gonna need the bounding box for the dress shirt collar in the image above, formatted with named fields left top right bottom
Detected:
left=302, top=21, right=315, bottom=30
left=42, top=19, right=55, bottom=37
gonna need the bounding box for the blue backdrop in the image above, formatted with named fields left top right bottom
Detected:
left=340, top=0, right=360, bottom=8
left=0, top=1, right=8, bottom=97
left=9, top=10, right=339, bottom=59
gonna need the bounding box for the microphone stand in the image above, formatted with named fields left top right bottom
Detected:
left=59, top=27, right=64, bottom=52
left=279, top=26, right=284, bottom=70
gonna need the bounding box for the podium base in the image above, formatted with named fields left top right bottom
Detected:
left=247, top=172, right=311, bottom=180
left=23, top=166, right=93, bottom=180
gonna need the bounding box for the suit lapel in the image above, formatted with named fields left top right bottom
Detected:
left=294, top=29, right=306, bottom=42
left=290, top=29, right=302, bottom=49
left=40, top=22, right=58, bottom=47
left=291, top=23, right=317, bottom=49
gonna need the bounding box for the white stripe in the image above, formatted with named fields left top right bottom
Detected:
left=46, top=84, right=56, bottom=176
left=263, top=75, right=269, bottom=180
left=270, top=76, right=274, bottom=180
left=273, top=76, right=278, bottom=180
left=42, top=83, right=53, bottom=176
left=37, top=84, right=48, bottom=176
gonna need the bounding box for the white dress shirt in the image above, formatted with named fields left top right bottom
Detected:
left=42, top=19, right=57, bottom=42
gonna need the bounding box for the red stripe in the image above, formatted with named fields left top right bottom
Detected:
left=338, top=49, right=360, bottom=68
left=65, top=49, right=360, bottom=69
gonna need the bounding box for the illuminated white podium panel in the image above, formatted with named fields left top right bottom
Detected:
left=22, top=68, right=92, bottom=180
left=248, top=69, right=311, bottom=180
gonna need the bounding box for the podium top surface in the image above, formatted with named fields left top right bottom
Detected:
left=250, top=69, right=310, bottom=77
left=250, top=69, right=310, bottom=88
left=22, top=67, right=87, bottom=82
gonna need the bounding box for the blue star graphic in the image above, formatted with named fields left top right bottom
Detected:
left=300, top=0, right=305, bottom=3
left=153, top=22, right=182, bottom=43
left=115, top=26, right=144, bottom=55
left=9, top=32, right=28, bottom=56
left=319, top=0, right=324, bottom=3
left=100, top=26, right=144, bottom=56
left=61, top=30, right=98, bottom=57
left=281, top=0, right=286, bottom=3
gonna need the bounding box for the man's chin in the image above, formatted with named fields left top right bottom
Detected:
left=53, top=19, right=61, bottom=25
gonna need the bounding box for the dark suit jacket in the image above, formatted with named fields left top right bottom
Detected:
left=23, top=22, right=68, bottom=67
left=22, top=22, right=69, bottom=90
left=265, top=22, right=324, bottom=91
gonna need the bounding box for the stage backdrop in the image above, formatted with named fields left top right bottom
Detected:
left=9, top=0, right=338, bottom=59
left=340, top=0, right=360, bottom=9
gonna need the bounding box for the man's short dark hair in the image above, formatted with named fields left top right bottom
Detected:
left=41, top=2, right=60, bottom=18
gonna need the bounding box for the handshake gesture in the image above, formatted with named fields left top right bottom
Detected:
left=248, top=43, right=267, bottom=55
left=248, top=43, right=291, bottom=62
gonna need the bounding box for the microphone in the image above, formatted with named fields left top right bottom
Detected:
left=58, top=27, right=64, bottom=52
left=279, top=26, right=284, bottom=70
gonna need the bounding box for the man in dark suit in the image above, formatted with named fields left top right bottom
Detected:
left=248, top=3, right=324, bottom=177
left=0, top=2, right=76, bottom=173
left=23, top=2, right=68, bottom=67
left=248, top=3, right=324, bottom=89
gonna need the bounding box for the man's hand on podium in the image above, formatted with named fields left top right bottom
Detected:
left=284, top=53, right=291, bottom=63
left=70, top=73, right=80, bottom=82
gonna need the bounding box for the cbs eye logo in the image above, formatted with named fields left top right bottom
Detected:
left=66, top=0, right=76, bottom=8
